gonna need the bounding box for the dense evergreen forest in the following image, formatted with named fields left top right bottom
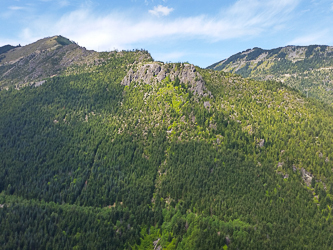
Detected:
left=1, top=48, right=333, bottom=249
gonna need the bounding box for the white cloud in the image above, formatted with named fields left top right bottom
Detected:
left=149, top=5, right=174, bottom=17
left=288, top=30, right=331, bottom=45
left=1, top=6, right=29, bottom=20
left=14, top=0, right=300, bottom=51
left=223, top=0, right=300, bottom=29
left=8, top=6, right=26, bottom=10
left=59, top=0, right=70, bottom=7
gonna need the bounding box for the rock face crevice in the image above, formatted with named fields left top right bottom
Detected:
left=121, top=63, right=211, bottom=96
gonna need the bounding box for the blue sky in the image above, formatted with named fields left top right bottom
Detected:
left=1, top=0, right=333, bottom=67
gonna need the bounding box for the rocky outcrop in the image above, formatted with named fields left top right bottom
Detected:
left=259, top=139, right=265, bottom=148
left=277, top=162, right=283, bottom=168
left=204, top=101, right=211, bottom=108
left=292, top=165, right=317, bottom=186
left=301, top=168, right=313, bottom=186
left=121, top=63, right=211, bottom=96
left=153, top=238, right=161, bottom=250
left=121, top=63, right=162, bottom=86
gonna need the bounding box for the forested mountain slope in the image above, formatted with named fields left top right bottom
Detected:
left=1, top=38, right=333, bottom=249
left=207, top=45, right=333, bottom=105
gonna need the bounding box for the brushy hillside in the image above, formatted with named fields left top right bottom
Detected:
left=0, top=36, right=100, bottom=89
left=207, top=45, right=333, bottom=106
left=0, top=43, right=333, bottom=249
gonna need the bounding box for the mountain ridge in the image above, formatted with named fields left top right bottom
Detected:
left=208, top=44, right=333, bottom=69
left=1, top=36, right=333, bottom=249
left=0, top=44, right=19, bottom=55
left=0, top=35, right=99, bottom=89
left=207, top=44, right=333, bottom=105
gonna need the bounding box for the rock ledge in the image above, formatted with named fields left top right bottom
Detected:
left=121, top=63, right=211, bottom=96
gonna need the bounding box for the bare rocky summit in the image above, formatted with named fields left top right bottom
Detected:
left=121, top=62, right=211, bottom=96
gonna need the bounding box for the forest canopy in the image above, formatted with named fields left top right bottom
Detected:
left=0, top=49, right=333, bottom=249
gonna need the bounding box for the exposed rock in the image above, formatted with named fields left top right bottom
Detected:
left=292, top=165, right=297, bottom=172
left=204, top=101, right=211, bottom=109
left=121, top=64, right=163, bottom=86
left=277, top=172, right=289, bottom=179
left=326, top=157, right=329, bottom=162
left=153, top=238, right=161, bottom=250
left=242, top=124, right=253, bottom=135
left=259, top=139, right=265, bottom=148
left=277, top=162, right=283, bottom=168
left=121, top=63, right=211, bottom=96
left=318, top=152, right=323, bottom=158
left=34, top=80, right=46, bottom=87
left=301, top=168, right=313, bottom=186
left=209, top=123, right=217, bottom=130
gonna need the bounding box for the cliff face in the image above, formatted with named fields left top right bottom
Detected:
left=121, top=62, right=211, bottom=96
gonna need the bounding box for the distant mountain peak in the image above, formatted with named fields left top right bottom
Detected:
left=209, top=45, right=333, bottom=72
left=207, top=44, right=333, bottom=105
left=0, top=35, right=92, bottom=88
